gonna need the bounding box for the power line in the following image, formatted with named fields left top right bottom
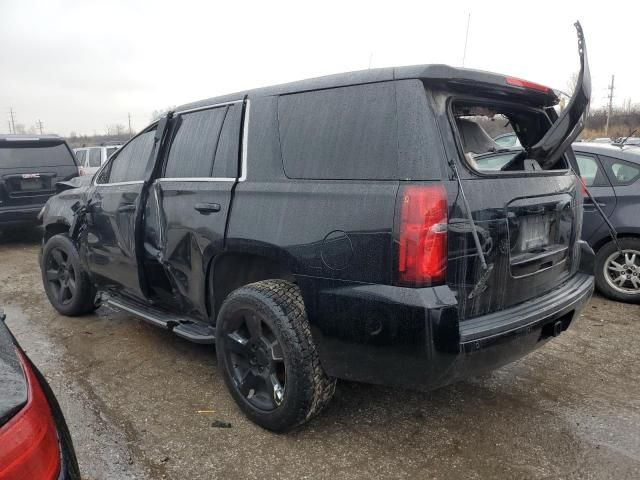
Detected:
left=605, top=74, right=615, bottom=136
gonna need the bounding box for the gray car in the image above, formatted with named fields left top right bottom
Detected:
left=574, top=142, right=640, bottom=302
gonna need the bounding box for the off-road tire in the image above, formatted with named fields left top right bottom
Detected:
left=594, top=237, right=640, bottom=303
left=41, top=234, right=96, bottom=316
left=215, top=280, right=336, bottom=432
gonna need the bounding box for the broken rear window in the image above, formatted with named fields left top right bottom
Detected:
left=452, top=101, right=568, bottom=174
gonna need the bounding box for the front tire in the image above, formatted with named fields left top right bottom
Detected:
left=41, top=234, right=96, bottom=316
left=215, top=280, right=336, bottom=432
left=594, top=238, right=640, bottom=303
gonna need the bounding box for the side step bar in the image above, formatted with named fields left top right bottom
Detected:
left=104, top=295, right=216, bottom=344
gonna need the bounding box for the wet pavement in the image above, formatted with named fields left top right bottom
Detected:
left=1, top=226, right=639, bottom=479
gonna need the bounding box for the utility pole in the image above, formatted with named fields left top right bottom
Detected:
left=36, top=119, right=44, bottom=135
left=462, top=13, right=471, bottom=67
left=605, top=74, right=615, bottom=136
left=128, top=112, right=132, bottom=139
left=8, top=107, right=16, bottom=135
left=7, top=121, right=12, bottom=134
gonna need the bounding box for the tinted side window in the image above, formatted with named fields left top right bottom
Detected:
left=600, top=155, right=640, bottom=185
left=88, top=148, right=102, bottom=167
left=575, top=153, right=608, bottom=187
left=164, top=107, right=227, bottom=178
left=101, top=129, right=156, bottom=183
left=278, top=82, right=398, bottom=180
left=212, top=104, right=242, bottom=178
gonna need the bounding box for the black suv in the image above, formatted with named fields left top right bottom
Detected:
left=40, top=25, right=595, bottom=431
left=0, top=135, right=78, bottom=228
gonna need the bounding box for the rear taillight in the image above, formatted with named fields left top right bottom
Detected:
left=505, top=76, right=550, bottom=93
left=78, top=166, right=85, bottom=176
left=397, top=185, right=448, bottom=286
left=0, top=350, right=60, bottom=480
left=579, top=177, right=588, bottom=198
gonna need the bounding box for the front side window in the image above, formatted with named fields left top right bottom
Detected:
left=575, top=153, right=608, bottom=187
left=278, top=82, right=398, bottom=180
left=164, top=107, right=227, bottom=178
left=88, top=148, right=102, bottom=167
left=75, top=150, right=86, bottom=164
left=97, top=128, right=156, bottom=184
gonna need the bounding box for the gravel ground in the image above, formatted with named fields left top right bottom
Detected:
left=1, top=225, right=639, bottom=479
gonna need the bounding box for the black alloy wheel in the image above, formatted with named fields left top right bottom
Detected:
left=220, top=307, right=286, bottom=411
left=44, top=247, right=78, bottom=307
left=41, top=234, right=96, bottom=316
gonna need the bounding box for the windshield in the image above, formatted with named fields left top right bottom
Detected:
left=0, top=143, right=76, bottom=169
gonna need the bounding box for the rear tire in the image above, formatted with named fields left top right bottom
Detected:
left=215, top=280, right=336, bottom=432
left=41, top=234, right=96, bottom=316
left=594, top=238, right=640, bottom=303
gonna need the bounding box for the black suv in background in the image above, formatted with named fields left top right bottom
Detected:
left=40, top=24, right=594, bottom=431
left=0, top=135, right=78, bottom=229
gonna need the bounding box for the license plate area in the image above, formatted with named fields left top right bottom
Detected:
left=20, top=178, right=45, bottom=191
left=507, top=194, right=574, bottom=277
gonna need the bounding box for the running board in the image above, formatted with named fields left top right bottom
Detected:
left=104, top=295, right=216, bottom=344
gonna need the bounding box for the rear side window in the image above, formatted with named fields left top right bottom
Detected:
left=278, top=83, right=398, bottom=180
left=99, top=129, right=156, bottom=184
left=600, top=155, right=640, bottom=185
left=88, top=148, right=102, bottom=167
left=164, top=107, right=227, bottom=178
left=212, top=104, right=242, bottom=178
left=0, top=143, right=76, bottom=169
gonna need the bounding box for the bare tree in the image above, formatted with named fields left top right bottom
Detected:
left=150, top=106, right=176, bottom=122
left=106, top=124, right=127, bottom=136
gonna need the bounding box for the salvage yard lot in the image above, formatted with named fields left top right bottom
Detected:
left=1, top=226, right=639, bottom=480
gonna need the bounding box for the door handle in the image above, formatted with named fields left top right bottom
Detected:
left=117, top=204, right=136, bottom=213
left=194, top=202, right=221, bottom=214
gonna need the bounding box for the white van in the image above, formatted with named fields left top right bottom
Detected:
left=74, top=145, right=121, bottom=176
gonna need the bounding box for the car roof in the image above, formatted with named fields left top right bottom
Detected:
left=176, top=64, right=559, bottom=114
left=0, top=135, right=66, bottom=146
left=573, top=142, right=640, bottom=164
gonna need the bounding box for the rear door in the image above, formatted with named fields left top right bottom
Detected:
left=152, top=101, right=243, bottom=319
left=574, top=151, right=616, bottom=242
left=85, top=127, right=160, bottom=299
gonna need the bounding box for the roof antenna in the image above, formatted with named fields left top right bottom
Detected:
left=619, top=128, right=637, bottom=148
left=462, top=13, right=471, bottom=67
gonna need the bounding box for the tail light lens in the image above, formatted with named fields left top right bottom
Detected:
left=0, top=350, right=60, bottom=480
left=397, top=185, right=448, bottom=286
left=78, top=166, right=85, bottom=176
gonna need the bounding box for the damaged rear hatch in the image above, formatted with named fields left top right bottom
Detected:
left=441, top=22, right=591, bottom=320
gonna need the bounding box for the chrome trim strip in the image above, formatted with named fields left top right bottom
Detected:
left=95, top=180, right=144, bottom=187
left=240, top=100, right=249, bottom=181
left=157, top=177, right=235, bottom=182
left=174, top=99, right=243, bottom=116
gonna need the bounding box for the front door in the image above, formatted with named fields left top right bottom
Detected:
left=85, top=125, right=161, bottom=300
left=151, top=101, right=244, bottom=319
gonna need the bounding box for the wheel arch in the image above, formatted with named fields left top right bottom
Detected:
left=43, top=221, right=71, bottom=243
left=206, top=251, right=296, bottom=322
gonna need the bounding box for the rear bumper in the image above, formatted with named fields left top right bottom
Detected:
left=0, top=205, right=43, bottom=226
left=300, top=252, right=594, bottom=390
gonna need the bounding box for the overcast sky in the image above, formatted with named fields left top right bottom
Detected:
left=1, top=0, right=639, bottom=136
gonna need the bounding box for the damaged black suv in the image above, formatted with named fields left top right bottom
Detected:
left=40, top=24, right=594, bottom=431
